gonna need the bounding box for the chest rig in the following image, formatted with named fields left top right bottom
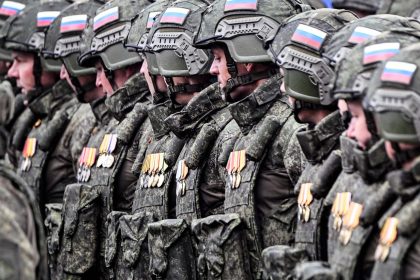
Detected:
left=146, top=85, right=239, bottom=280
left=106, top=101, right=185, bottom=280
left=370, top=168, right=420, bottom=280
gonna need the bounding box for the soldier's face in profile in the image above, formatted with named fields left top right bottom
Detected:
left=210, top=46, right=230, bottom=90
left=140, top=59, right=167, bottom=96
left=346, top=100, right=372, bottom=150
left=8, top=51, right=36, bottom=93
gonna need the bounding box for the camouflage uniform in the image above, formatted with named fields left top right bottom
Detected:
left=59, top=0, right=153, bottom=278
left=364, top=43, right=420, bottom=280
left=0, top=159, right=48, bottom=280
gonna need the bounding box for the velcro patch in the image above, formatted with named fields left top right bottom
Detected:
left=348, top=26, right=381, bottom=44
left=224, top=0, right=258, bottom=11
left=37, top=11, right=60, bottom=27
left=160, top=7, right=189, bottom=25
left=363, top=42, right=400, bottom=65
left=291, top=24, right=327, bottom=51
left=94, top=6, right=119, bottom=31
left=0, top=1, right=25, bottom=16
left=60, top=14, right=87, bottom=33
left=381, top=61, right=417, bottom=85
left=147, top=11, right=161, bottom=29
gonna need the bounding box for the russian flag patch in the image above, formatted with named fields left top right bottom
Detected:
left=363, top=42, right=400, bottom=65
left=94, top=6, right=119, bottom=31
left=0, top=1, right=25, bottom=16
left=60, top=15, right=87, bottom=33
left=348, top=26, right=381, bottom=44
left=160, top=7, right=189, bottom=25
left=146, top=11, right=161, bottom=29
left=224, top=0, right=258, bottom=11
left=381, top=61, right=417, bottom=85
left=291, top=24, right=327, bottom=51
left=37, top=11, right=60, bottom=27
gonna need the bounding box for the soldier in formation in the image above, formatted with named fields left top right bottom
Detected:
left=1, top=0, right=420, bottom=279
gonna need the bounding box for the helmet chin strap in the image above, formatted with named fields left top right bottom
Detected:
left=70, top=76, right=96, bottom=103
left=391, top=141, right=420, bottom=168
left=33, top=54, right=43, bottom=90
left=104, top=68, right=118, bottom=92
left=164, top=76, right=209, bottom=105
left=292, top=100, right=336, bottom=123
left=220, top=44, right=279, bottom=101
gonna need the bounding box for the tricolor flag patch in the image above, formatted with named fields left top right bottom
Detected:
left=94, top=6, right=119, bottom=31
left=224, top=0, right=258, bottom=11
left=160, top=7, right=189, bottom=25
left=60, top=15, right=88, bottom=33
left=363, top=42, right=400, bottom=65
left=381, top=61, right=417, bottom=85
left=348, top=26, right=381, bottom=44
left=37, top=11, right=60, bottom=27
left=0, top=1, right=25, bottom=16
left=146, top=11, right=161, bottom=29
left=291, top=24, right=327, bottom=51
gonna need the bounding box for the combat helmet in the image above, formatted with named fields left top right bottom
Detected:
left=193, top=0, right=312, bottom=95
left=1, top=0, right=70, bottom=81
left=147, top=0, right=213, bottom=96
left=378, top=0, right=420, bottom=20
left=0, top=0, right=31, bottom=61
left=43, top=0, right=103, bottom=99
left=78, top=0, right=152, bottom=73
left=366, top=43, right=420, bottom=164
left=332, top=0, right=380, bottom=15
left=334, top=28, right=420, bottom=102
left=268, top=8, right=357, bottom=107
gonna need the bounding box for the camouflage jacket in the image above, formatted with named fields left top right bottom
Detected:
left=165, top=82, right=240, bottom=220
left=60, top=73, right=152, bottom=278
left=293, top=110, right=345, bottom=261
left=0, top=159, right=48, bottom=280
left=223, top=75, right=306, bottom=276
left=15, top=80, right=80, bottom=206
left=0, top=79, right=14, bottom=158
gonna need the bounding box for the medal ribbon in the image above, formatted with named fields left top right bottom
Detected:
left=108, top=134, right=118, bottom=154
left=380, top=217, right=398, bottom=245
left=343, top=202, right=363, bottom=229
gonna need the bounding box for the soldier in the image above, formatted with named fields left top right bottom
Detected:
left=192, top=0, right=310, bottom=278
left=364, top=43, right=420, bottom=280
left=58, top=0, right=154, bottom=278
left=41, top=1, right=106, bottom=278
left=331, top=0, right=380, bottom=17
left=0, top=125, right=48, bottom=280
left=141, top=0, right=242, bottom=278
left=287, top=22, right=420, bottom=280
left=0, top=0, right=29, bottom=158
left=261, top=9, right=357, bottom=279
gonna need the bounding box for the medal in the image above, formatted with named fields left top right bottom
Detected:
left=176, top=159, right=188, bottom=196
left=226, top=152, right=234, bottom=188
left=375, top=217, right=398, bottom=262
left=21, top=138, right=37, bottom=172
left=97, top=134, right=109, bottom=167
left=77, top=148, right=87, bottom=182
left=339, top=202, right=363, bottom=245
left=298, top=183, right=313, bottom=222
left=105, top=134, right=117, bottom=168
left=236, top=150, right=246, bottom=188
left=34, top=119, right=42, bottom=128
left=332, top=192, right=352, bottom=231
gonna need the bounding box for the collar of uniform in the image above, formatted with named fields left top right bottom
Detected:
left=28, top=87, right=52, bottom=118
left=354, top=139, right=392, bottom=183
left=148, top=100, right=177, bottom=140
left=165, top=83, right=227, bottom=138
left=387, top=168, right=420, bottom=202
left=105, top=73, right=151, bottom=122
left=228, top=75, right=280, bottom=134
left=296, top=110, right=345, bottom=164
left=90, top=96, right=111, bottom=125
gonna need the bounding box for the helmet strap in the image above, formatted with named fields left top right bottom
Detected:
left=70, top=76, right=96, bottom=103
left=104, top=68, right=118, bottom=92
left=164, top=76, right=208, bottom=104
left=391, top=142, right=420, bottom=168
left=33, top=54, right=43, bottom=90
left=293, top=100, right=336, bottom=123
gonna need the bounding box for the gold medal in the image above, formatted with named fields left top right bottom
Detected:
left=340, top=202, right=363, bottom=245
left=375, top=217, right=398, bottom=262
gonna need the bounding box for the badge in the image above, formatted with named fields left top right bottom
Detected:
left=297, top=183, right=313, bottom=223
left=226, top=150, right=247, bottom=189
left=176, top=159, right=188, bottom=196
left=21, top=138, right=37, bottom=172
left=97, top=134, right=109, bottom=168
left=375, top=217, right=398, bottom=262
left=339, top=202, right=363, bottom=245
left=332, top=192, right=352, bottom=231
